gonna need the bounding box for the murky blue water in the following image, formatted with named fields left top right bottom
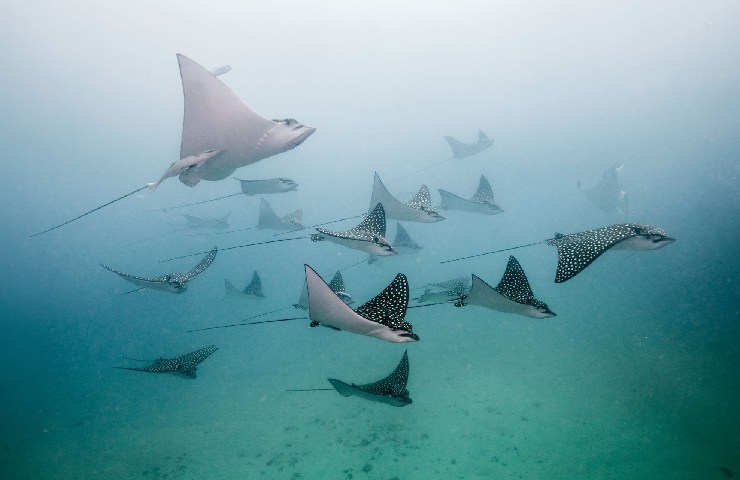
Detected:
left=1, top=2, right=738, bottom=479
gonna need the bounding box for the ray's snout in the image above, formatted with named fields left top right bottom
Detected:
left=291, top=125, right=316, bottom=146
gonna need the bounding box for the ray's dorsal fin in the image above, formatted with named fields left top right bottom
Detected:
left=405, top=184, right=433, bottom=211
left=243, top=270, right=264, bottom=297
left=327, top=271, right=346, bottom=294
left=352, top=203, right=387, bottom=237
left=478, top=129, right=489, bottom=141
left=354, top=273, right=410, bottom=330
left=355, top=350, right=410, bottom=397
left=494, top=256, right=536, bottom=304
left=471, top=175, right=495, bottom=204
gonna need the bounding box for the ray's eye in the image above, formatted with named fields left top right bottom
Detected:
left=633, top=227, right=644, bottom=235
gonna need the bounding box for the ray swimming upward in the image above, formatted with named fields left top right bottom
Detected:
left=31, top=54, right=314, bottom=236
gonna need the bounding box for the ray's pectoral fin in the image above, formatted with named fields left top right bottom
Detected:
left=178, top=150, right=225, bottom=187
left=328, top=379, right=356, bottom=397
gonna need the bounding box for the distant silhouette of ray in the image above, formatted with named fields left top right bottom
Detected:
left=438, top=175, right=503, bottom=215
left=445, top=129, right=493, bottom=159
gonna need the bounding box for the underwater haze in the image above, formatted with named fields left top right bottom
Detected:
left=1, top=1, right=739, bottom=479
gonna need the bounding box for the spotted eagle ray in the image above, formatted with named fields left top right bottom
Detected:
left=294, top=270, right=354, bottom=309
left=225, top=270, right=264, bottom=298
left=441, top=223, right=675, bottom=283
left=114, top=345, right=218, bottom=378
left=101, top=247, right=217, bottom=293
left=438, top=175, right=503, bottom=215
left=328, top=350, right=412, bottom=406
left=305, top=264, right=419, bottom=343
left=183, top=212, right=231, bottom=229
left=445, top=129, right=493, bottom=159
left=457, top=256, right=556, bottom=318
left=578, top=163, right=628, bottom=214
left=258, top=198, right=304, bottom=231
left=392, top=222, right=423, bottom=254
left=31, top=54, right=314, bottom=237
left=235, top=177, right=298, bottom=195
left=547, top=223, right=674, bottom=283
left=310, top=203, right=396, bottom=257
left=414, top=276, right=470, bottom=303
left=287, top=350, right=412, bottom=407
left=369, top=173, right=444, bottom=223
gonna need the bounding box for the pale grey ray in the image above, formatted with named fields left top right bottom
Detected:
left=183, top=212, right=231, bottom=229
left=369, top=173, right=444, bottom=223
left=176, top=53, right=315, bottom=186
left=438, top=175, right=504, bottom=215
left=257, top=198, right=304, bottom=231
left=578, top=163, right=628, bottom=214
left=234, top=177, right=298, bottom=195
left=445, top=129, right=493, bottom=159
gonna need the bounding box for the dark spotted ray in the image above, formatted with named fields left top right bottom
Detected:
left=438, top=175, right=504, bottom=215
left=393, top=222, right=423, bottom=254
left=30, top=54, right=314, bottom=237
left=114, top=345, right=218, bottom=378
left=101, top=247, right=217, bottom=293
left=414, top=276, right=470, bottom=303
left=459, top=256, right=556, bottom=318
left=445, top=129, right=493, bottom=159
left=235, top=177, right=298, bottom=195
left=306, top=264, right=419, bottom=343
left=311, top=203, right=396, bottom=257
left=547, top=223, right=675, bottom=283
left=327, top=350, right=412, bottom=407
left=258, top=198, right=304, bottom=231
left=225, top=270, right=265, bottom=298
left=369, top=173, right=445, bottom=223
left=578, top=163, right=628, bottom=214
left=295, top=270, right=354, bottom=309
left=183, top=212, right=231, bottom=229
